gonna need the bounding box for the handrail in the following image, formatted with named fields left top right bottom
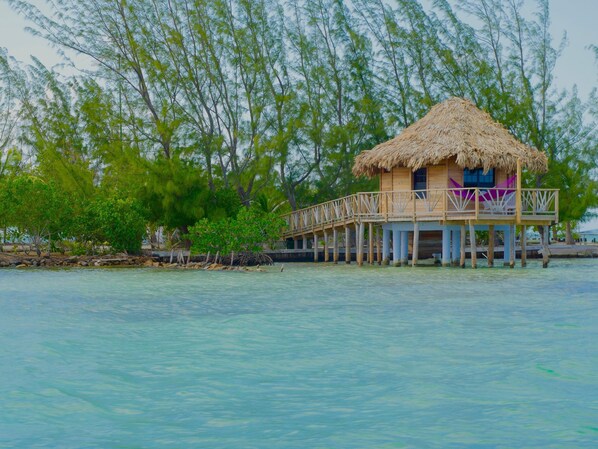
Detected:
left=281, top=188, right=559, bottom=236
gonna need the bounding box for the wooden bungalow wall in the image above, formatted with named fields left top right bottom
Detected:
left=379, top=157, right=513, bottom=193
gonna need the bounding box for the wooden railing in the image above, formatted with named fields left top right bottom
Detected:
left=282, top=188, right=559, bottom=236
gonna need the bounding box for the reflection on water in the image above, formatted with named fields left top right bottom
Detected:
left=0, top=260, right=597, bottom=448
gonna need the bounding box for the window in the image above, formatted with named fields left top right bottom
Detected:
left=413, top=168, right=427, bottom=198
left=463, top=168, right=495, bottom=188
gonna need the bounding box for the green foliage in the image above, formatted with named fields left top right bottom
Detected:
left=188, top=208, right=285, bottom=256
left=0, top=175, right=71, bottom=255
left=2, top=0, right=597, bottom=244
left=69, top=194, right=147, bottom=255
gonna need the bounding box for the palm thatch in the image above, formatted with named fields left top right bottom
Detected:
left=353, top=97, right=548, bottom=177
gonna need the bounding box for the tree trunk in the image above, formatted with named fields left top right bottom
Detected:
left=565, top=222, right=575, bottom=245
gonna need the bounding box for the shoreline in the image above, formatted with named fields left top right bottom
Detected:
left=0, top=253, right=262, bottom=271
left=0, top=243, right=596, bottom=270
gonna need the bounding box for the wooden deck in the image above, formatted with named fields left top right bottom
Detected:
left=282, top=188, right=558, bottom=239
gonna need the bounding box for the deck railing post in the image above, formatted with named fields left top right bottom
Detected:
left=385, top=193, right=389, bottom=222
left=412, top=191, right=416, bottom=220
left=516, top=159, right=522, bottom=223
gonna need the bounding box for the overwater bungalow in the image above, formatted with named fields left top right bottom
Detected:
left=281, top=98, right=558, bottom=268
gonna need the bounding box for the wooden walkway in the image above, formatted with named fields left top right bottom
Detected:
left=280, top=188, right=558, bottom=268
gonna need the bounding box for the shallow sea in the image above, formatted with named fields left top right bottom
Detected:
left=0, top=259, right=597, bottom=448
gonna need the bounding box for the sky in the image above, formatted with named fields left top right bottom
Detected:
left=0, top=0, right=597, bottom=230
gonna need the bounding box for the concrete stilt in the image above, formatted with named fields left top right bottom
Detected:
left=441, top=227, right=450, bottom=267
left=368, top=223, right=374, bottom=265
left=376, top=227, right=381, bottom=264
left=357, top=222, right=365, bottom=266
left=488, top=225, right=495, bottom=268
left=392, top=228, right=400, bottom=266
left=509, top=224, right=516, bottom=268
left=542, top=226, right=550, bottom=268
left=451, top=229, right=460, bottom=266
left=345, top=226, right=351, bottom=263
left=412, top=223, right=419, bottom=267
left=521, top=225, right=527, bottom=267
left=400, top=231, right=409, bottom=266
left=382, top=228, right=390, bottom=265
left=460, top=224, right=466, bottom=268
left=345, top=226, right=351, bottom=264
left=503, top=227, right=511, bottom=266
left=469, top=221, right=477, bottom=269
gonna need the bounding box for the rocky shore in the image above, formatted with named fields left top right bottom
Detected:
left=0, top=253, right=263, bottom=271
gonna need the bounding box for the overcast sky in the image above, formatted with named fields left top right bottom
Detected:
left=1, top=0, right=597, bottom=229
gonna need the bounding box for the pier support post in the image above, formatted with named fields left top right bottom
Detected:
left=452, top=229, right=460, bottom=266
left=376, top=227, right=381, bottom=265
left=392, top=229, right=400, bottom=266
left=323, top=231, right=329, bottom=262
left=355, top=223, right=359, bottom=265
left=488, top=225, right=495, bottom=268
left=313, top=233, right=318, bottom=262
left=368, top=223, right=374, bottom=265
left=357, top=222, right=365, bottom=266
left=509, top=224, right=516, bottom=268
left=441, top=228, right=450, bottom=267
left=294, top=238, right=299, bottom=250
left=302, top=236, right=308, bottom=250
left=521, top=225, right=527, bottom=267
left=460, top=224, right=466, bottom=268
left=412, top=222, right=419, bottom=267
left=542, top=226, right=550, bottom=268
left=382, top=229, right=390, bottom=265
left=469, top=221, right=477, bottom=269
left=345, top=226, right=351, bottom=264
left=333, top=228, right=339, bottom=264
left=400, top=231, right=409, bottom=266
left=503, top=227, right=510, bottom=266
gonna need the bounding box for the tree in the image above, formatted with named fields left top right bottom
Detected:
left=188, top=208, right=285, bottom=257
left=3, top=175, right=70, bottom=255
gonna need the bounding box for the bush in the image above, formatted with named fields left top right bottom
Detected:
left=70, top=195, right=147, bottom=254
left=188, top=208, right=285, bottom=257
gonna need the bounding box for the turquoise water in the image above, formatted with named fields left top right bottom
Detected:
left=0, top=260, right=597, bottom=448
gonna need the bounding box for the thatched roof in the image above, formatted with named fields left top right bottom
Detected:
left=353, top=97, right=548, bottom=177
